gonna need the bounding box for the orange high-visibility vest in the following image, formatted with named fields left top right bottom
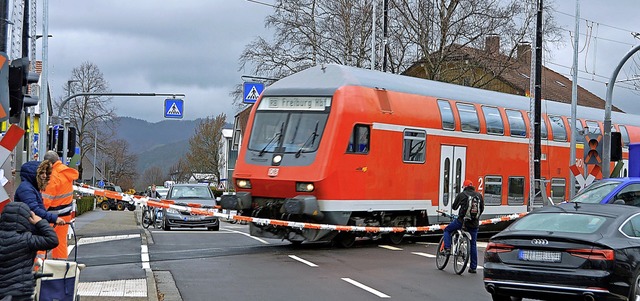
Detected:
left=42, top=161, right=79, bottom=259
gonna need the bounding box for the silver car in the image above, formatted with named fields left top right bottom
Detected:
left=160, top=184, right=219, bottom=231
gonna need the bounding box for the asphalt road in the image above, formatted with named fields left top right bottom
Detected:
left=147, top=223, right=495, bottom=301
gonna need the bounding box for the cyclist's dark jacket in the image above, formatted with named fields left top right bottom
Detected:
left=452, top=186, right=485, bottom=229
left=0, top=202, right=58, bottom=299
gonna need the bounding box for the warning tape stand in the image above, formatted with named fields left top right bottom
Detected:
left=74, top=184, right=527, bottom=234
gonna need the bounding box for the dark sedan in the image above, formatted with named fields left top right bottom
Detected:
left=160, top=184, right=219, bottom=231
left=484, top=203, right=640, bottom=301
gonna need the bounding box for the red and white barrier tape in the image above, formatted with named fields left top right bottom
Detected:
left=74, top=184, right=527, bottom=233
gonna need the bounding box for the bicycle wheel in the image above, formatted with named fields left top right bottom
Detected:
left=141, top=207, right=152, bottom=229
left=435, top=236, right=449, bottom=270
left=453, top=233, right=470, bottom=275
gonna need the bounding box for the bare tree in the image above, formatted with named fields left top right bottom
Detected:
left=103, top=139, right=137, bottom=189
left=237, top=0, right=562, bottom=102
left=56, top=62, right=116, bottom=179
left=141, top=166, right=165, bottom=187
left=168, top=157, right=191, bottom=183
left=185, top=113, right=227, bottom=183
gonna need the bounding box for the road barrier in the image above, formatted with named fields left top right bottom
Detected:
left=74, top=184, right=527, bottom=233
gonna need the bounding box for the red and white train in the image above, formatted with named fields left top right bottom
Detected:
left=221, top=64, right=640, bottom=246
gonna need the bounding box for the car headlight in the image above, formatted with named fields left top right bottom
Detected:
left=236, top=179, right=252, bottom=189
left=296, top=182, right=315, bottom=192
left=166, top=208, right=179, bottom=214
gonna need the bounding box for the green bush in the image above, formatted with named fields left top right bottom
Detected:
left=76, top=196, right=95, bottom=216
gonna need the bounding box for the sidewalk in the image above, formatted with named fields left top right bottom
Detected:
left=70, top=209, right=158, bottom=301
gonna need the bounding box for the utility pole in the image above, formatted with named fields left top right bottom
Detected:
left=569, top=0, right=580, bottom=199
left=382, top=0, right=388, bottom=72
left=0, top=0, right=8, bottom=53
left=533, top=0, right=543, bottom=204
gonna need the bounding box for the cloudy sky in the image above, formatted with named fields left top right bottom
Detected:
left=37, top=0, right=640, bottom=123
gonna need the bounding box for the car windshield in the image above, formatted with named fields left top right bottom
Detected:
left=511, top=212, right=608, bottom=234
left=571, top=180, right=623, bottom=203
left=169, top=186, right=213, bottom=200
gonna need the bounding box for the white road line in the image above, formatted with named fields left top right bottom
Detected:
left=77, top=234, right=140, bottom=246
left=378, top=245, right=403, bottom=251
left=141, top=243, right=150, bottom=270
left=225, top=229, right=270, bottom=244
left=341, top=278, right=390, bottom=298
left=288, top=255, right=318, bottom=267
left=411, top=252, right=436, bottom=258
left=416, top=242, right=437, bottom=246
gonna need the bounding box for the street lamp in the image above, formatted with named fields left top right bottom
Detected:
left=92, top=125, right=97, bottom=187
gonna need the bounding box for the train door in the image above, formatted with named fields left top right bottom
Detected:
left=438, top=145, right=467, bottom=223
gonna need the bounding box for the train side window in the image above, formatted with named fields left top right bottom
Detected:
left=548, top=115, right=567, bottom=142
left=347, top=124, right=370, bottom=154
left=505, top=110, right=526, bottom=137
left=482, top=106, right=504, bottom=135
left=484, top=176, right=502, bottom=206
left=437, top=100, right=455, bottom=130
left=541, top=116, right=548, bottom=140
left=507, top=176, right=525, bottom=205
left=456, top=103, right=480, bottom=133
left=585, top=120, right=601, bottom=135
left=567, top=118, right=584, bottom=139
left=551, top=178, right=566, bottom=203
left=403, top=129, right=426, bottom=163
left=619, top=125, right=630, bottom=147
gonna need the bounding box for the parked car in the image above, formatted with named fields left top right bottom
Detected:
left=161, top=183, right=219, bottom=231
left=572, top=178, right=640, bottom=206
left=155, top=187, right=169, bottom=199
left=484, top=203, right=640, bottom=301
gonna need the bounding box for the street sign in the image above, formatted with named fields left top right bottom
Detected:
left=164, top=99, right=184, bottom=119
left=98, top=180, right=105, bottom=188
left=243, top=82, right=264, bottom=104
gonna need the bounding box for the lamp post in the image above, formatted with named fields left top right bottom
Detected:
left=92, top=125, right=97, bottom=187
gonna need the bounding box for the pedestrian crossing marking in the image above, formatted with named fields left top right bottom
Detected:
left=166, top=103, right=181, bottom=115
left=246, top=86, right=260, bottom=101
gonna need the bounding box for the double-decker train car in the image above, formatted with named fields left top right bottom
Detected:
left=221, top=64, right=640, bottom=247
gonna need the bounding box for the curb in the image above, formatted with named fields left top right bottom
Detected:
left=137, top=209, right=158, bottom=301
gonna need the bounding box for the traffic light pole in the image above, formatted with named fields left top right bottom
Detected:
left=55, top=92, right=185, bottom=164
left=602, top=43, right=640, bottom=178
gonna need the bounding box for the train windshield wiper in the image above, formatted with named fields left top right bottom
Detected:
left=295, top=121, right=319, bottom=158
left=259, top=122, right=284, bottom=156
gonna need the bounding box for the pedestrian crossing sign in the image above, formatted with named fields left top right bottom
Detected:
left=164, top=99, right=184, bottom=119
left=243, top=82, right=264, bottom=104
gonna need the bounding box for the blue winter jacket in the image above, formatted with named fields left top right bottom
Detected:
left=15, top=161, right=58, bottom=223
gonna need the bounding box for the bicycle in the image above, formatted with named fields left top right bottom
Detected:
left=435, top=209, right=471, bottom=275
left=141, top=205, right=156, bottom=229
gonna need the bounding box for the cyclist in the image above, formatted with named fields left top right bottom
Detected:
left=442, top=179, right=484, bottom=274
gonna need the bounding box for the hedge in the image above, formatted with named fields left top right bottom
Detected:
left=76, top=196, right=95, bottom=216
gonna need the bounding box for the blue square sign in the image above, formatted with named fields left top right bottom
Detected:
left=243, top=82, right=264, bottom=104
left=164, top=99, right=184, bottom=119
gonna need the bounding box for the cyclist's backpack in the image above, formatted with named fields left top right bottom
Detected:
left=465, top=192, right=480, bottom=220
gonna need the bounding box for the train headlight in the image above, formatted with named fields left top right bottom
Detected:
left=236, top=179, right=252, bottom=189
left=296, top=182, right=315, bottom=192
left=272, top=154, right=282, bottom=165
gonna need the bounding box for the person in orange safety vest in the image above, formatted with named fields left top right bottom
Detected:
left=41, top=151, right=79, bottom=259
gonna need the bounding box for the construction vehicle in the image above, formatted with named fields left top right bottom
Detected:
left=97, top=184, right=135, bottom=211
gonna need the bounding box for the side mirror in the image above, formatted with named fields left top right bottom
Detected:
left=613, top=199, right=626, bottom=205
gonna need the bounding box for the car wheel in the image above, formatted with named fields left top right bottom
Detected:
left=162, top=217, right=171, bottom=231
left=207, top=224, right=220, bottom=231
left=629, top=272, right=640, bottom=300
left=100, top=202, right=110, bottom=211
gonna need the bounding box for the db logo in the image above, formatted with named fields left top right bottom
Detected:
left=268, top=168, right=279, bottom=177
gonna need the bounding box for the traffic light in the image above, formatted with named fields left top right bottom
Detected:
left=47, top=125, right=77, bottom=158
left=583, top=134, right=603, bottom=165
left=0, top=52, right=9, bottom=123
left=610, top=132, right=623, bottom=162
left=8, top=57, right=39, bottom=123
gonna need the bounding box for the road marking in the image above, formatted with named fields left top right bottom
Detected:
left=378, top=245, right=402, bottom=251
left=341, top=278, right=390, bottom=298
left=411, top=252, right=436, bottom=258
left=477, top=241, right=488, bottom=248
left=288, top=255, right=318, bottom=267
left=141, top=244, right=150, bottom=270
left=225, top=229, right=270, bottom=244
left=77, top=234, right=140, bottom=246
left=78, top=278, right=146, bottom=297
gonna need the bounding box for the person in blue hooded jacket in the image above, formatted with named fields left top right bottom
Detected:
left=14, top=160, right=65, bottom=226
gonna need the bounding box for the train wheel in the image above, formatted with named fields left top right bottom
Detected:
left=100, top=202, right=110, bottom=211
left=334, top=232, right=355, bottom=248
left=383, top=232, right=404, bottom=245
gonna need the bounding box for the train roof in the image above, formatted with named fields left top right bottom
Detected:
left=263, top=64, right=640, bottom=127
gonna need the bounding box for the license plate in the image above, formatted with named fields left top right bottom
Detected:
left=184, top=216, right=202, bottom=221
left=518, top=250, right=561, bottom=262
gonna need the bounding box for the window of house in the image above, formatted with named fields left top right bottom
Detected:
left=508, top=176, right=525, bottom=205
left=551, top=178, right=566, bottom=203
left=620, top=125, right=630, bottom=147
left=456, top=103, right=480, bottom=133
left=482, top=106, right=504, bottom=135
left=437, top=100, right=455, bottom=130
left=484, top=176, right=502, bottom=206
left=403, top=129, right=426, bottom=163
left=548, top=115, right=567, bottom=142
left=346, top=124, right=369, bottom=154
left=506, top=110, right=526, bottom=137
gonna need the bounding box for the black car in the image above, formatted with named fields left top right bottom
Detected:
left=484, top=203, right=640, bottom=301
left=161, top=184, right=219, bottom=231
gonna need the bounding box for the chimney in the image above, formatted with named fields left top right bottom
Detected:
left=485, top=34, right=500, bottom=54
left=517, top=42, right=531, bottom=63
